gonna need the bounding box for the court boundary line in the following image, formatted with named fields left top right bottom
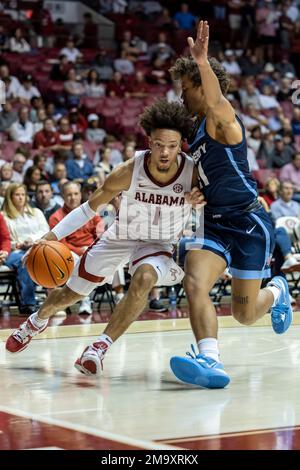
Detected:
left=0, top=406, right=180, bottom=451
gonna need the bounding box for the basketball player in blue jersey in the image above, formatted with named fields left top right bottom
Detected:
left=169, top=20, right=293, bottom=389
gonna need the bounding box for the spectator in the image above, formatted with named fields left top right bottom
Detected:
left=68, top=108, right=87, bottom=134
left=92, top=49, right=114, bottom=81
left=262, top=177, right=280, bottom=207
left=0, top=101, right=17, bottom=132
left=240, top=80, right=262, bottom=110
left=9, top=28, right=31, bottom=53
left=33, top=108, right=47, bottom=134
left=23, top=165, right=42, bottom=199
left=275, top=55, right=296, bottom=77
left=66, top=142, right=93, bottom=181
left=271, top=181, right=300, bottom=220
left=33, top=118, right=60, bottom=151
left=106, top=71, right=128, bottom=97
left=269, top=135, right=295, bottom=169
left=30, top=96, right=45, bottom=123
left=81, top=12, right=98, bottom=48
left=0, top=163, right=13, bottom=183
left=95, top=146, right=113, bottom=179
left=122, top=144, right=135, bottom=162
left=17, top=75, right=41, bottom=105
left=86, top=114, right=106, bottom=143
left=228, top=0, right=243, bottom=45
left=84, top=69, right=106, bottom=98
left=57, top=117, right=74, bottom=149
left=221, top=50, right=241, bottom=76
left=114, top=50, right=135, bottom=76
left=256, top=1, right=279, bottom=61
left=0, top=25, right=8, bottom=51
left=49, top=181, right=104, bottom=314
left=50, top=54, right=70, bottom=81
left=148, top=32, right=175, bottom=63
left=0, top=181, right=10, bottom=207
left=11, top=153, right=26, bottom=183
left=9, top=107, right=34, bottom=144
left=128, top=70, right=149, bottom=98
left=2, top=183, right=49, bottom=315
left=0, top=65, right=21, bottom=101
left=174, top=3, right=197, bottom=30
left=33, top=154, right=50, bottom=181
left=50, top=162, right=67, bottom=196
left=31, top=180, right=61, bottom=221
left=64, top=68, right=85, bottom=107
left=280, top=152, right=300, bottom=193
left=60, top=38, right=82, bottom=63
left=0, top=211, right=11, bottom=285
left=97, top=135, right=123, bottom=167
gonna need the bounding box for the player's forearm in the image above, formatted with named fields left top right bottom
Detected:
left=51, top=202, right=98, bottom=240
left=197, top=60, right=223, bottom=108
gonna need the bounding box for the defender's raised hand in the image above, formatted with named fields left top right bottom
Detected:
left=187, top=20, right=209, bottom=65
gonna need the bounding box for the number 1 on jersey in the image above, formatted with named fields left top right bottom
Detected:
left=152, top=207, right=161, bottom=225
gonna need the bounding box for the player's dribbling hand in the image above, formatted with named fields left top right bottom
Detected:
left=21, top=232, right=58, bottom=266
left=185, top=187, right=206, bottom=208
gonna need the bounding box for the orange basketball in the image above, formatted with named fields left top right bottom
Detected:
left=26, top=241, right=75, bottom=288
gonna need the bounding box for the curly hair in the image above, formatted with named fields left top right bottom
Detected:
left=139, top=99, right=193, bottom=139
left=169, top=56, right=230, bottom=95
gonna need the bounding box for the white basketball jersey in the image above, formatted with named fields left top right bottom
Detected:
left=105, top=150, right=194, bottom=242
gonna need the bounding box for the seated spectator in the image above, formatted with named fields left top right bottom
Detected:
left=60, top=37, right=82, bottom=63
left=64, top=68, right=85, bottom=107
left=11, top=153, right=26, bottom=183
left=49, top=181, right=104, bottom=314
left=31, top=180, right=61, bottom=221
left=247, top=146, right=259, bottom=171
left=33, top=154, right=50, bottom=181
left=9, top=107, right=34, bottom=144
left=0, top=101, right=17, bottom=132
left=120, top=30, right=147, bottom=59
left=0, top=163, right=13, bottom=183
left=84, top=69, right=106, bottom=98
left=17, top=75, right=41, bottom=106
left=0, top=66, right=20, bottom=96
left=148, top=32, right=175, bottom=63
left=33, top=118, right=60, bottom=151
left=275, top=54, right=296, bottom=77
left=96, top=135, right=123, bottom=167
left=240, top=79, right=262, bottom=110
left=271, top=181, right=300, bottom=220
left=221, top=50, right=242, bottom=76
left=128, top=70, right=149, bottom=98
left=280, top=152, right=300, bottom=194
left=9, top=28, right=31, bottom=53
left=0, top=181, right=10, bottom=207
left=23, top=165, right=42, bottom=199
left=174, top=3, right=197, bottom=30
left=86, top=114, right=106, bottom=143
left=50, top=54, right=70, bottom=81
left=106, top=71, right=129, bottom=97
left=114, top=50, right=135, bottom=76
left=147, top=57, right=169, bottom=85
left=68, top=107, right=87, bottom=134
left=2, top=183, right=49, bottom=315
left=92, top=49, right=114, bottom=81
left=269, top=135, right=295, bottom=169
left=57, top=117, right=74, bottom=149
left=0, top=24, right=8, bottom=52
left=33, top=108, right=47, bottom=134
left=262, top=177, right=280, bottom=207
left=66, top=141, right=93, bottom=181
left=248, top=126, right=263, bottom=156
left=258, top=84, right=280, bottom=110
left=95, top=146, right=113, bottom=180
left=122, top=144, right=135, bottom=162
left=154, top=7, right=174, bottom=31
left=30, top=96, right=45, bottom=123
left=50, top=162, right=67, bottom=196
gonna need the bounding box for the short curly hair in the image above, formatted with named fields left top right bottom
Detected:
left=139, top=99, right=193, bottom=138
left=169, top=56, right=230, bottom=95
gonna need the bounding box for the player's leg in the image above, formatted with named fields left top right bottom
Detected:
left=6, top=285, right=83, bottom=354
left=75, top=263, right=158, bottom=376
left=170, top=249, right=230, bottom=389
left=230, top=210, right=292, bottom=334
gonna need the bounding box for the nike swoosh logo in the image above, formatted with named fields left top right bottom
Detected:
left=51, top=261, right=65, bottom=280
left=138, top=184, right=152, bottom=188
left=246, top=225, right=256, bottom=234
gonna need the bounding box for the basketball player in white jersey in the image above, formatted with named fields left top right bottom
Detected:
left=6, top=100, right=204, bottom=376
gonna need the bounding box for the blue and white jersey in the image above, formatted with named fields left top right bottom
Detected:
left=189, top=115, right=258, bottom=217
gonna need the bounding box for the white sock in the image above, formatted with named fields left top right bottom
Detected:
left=266, top=285, right=281, bottom=307
left=29, top=312, right=48, bottom=329
left=198, top=338, right=219, bottom=362
left=93, top=334, right=113, bottom=350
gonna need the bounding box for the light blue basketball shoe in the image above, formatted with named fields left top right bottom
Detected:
left=170, top=345, right=230, bottom=389
left=267, top=276, right=293, bottom=334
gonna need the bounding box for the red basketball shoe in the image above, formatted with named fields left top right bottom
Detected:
left=74, top=340, right=110, bottom=376
left=6, top=317, right=48, bottom=353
